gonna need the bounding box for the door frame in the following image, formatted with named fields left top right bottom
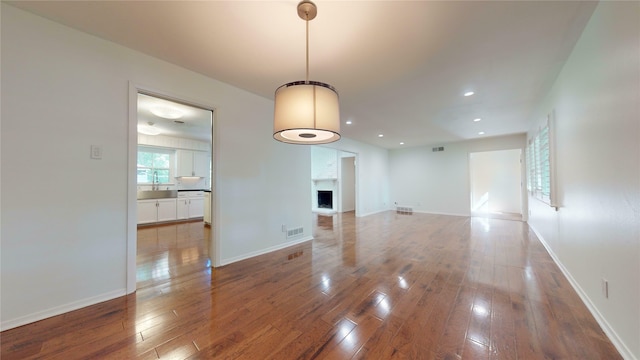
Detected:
left=126, top=82, right=218, bottom=293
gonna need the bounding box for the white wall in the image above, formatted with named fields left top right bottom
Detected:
left=311, top=146, right=338, bottom=179
left=469, top=149, right=522, bottom=214
left=1, top=4, right=312, bottom=329
left=526, top=2, right=639, bottom=359
left=323, top=138, right=390, bottom=217
left=340, top=155, right=356, bottom=212
left=389, top=134, right=526, bottom=216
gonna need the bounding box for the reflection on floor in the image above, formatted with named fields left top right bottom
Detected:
left=137, top=220, right=210, bottom=290
left=0, top=212, right=622, bottom=359
left=471, top=210, right=523, bottom=221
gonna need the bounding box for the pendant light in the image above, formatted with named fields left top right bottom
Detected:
left=273, top=0, right=340, bottom=144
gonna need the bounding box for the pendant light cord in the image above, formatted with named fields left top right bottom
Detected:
left=305, top=14, right=309, bottom=83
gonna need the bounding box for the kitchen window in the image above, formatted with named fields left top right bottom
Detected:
left=137, top=147, right=175, bottom=184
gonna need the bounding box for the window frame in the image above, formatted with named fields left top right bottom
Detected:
left=137, top=146, right=176, bottom=185
left=526, top=112, right=557, bottom=209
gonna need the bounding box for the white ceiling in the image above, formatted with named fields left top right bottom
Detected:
left=8, top=1, right=597, bottom=148
left=137, top=93, right=212, bottom=142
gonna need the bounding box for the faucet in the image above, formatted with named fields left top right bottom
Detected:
left=152, top=171, right=159, bottom=190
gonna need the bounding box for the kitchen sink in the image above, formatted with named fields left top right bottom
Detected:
left=137, top=190, right=178, bottom=200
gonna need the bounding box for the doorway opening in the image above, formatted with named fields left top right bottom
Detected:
left=310, top=147, right=357, bottom=216
left=339, top=152, right=356, bottom=213
left=469, top=149, right=523, bottom=221
left=129, top=88, right=215, bottom=293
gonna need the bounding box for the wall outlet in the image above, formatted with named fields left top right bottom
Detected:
left=90, top=145, right=102, bottom=159
left=602, top=278, right=609, bottom=299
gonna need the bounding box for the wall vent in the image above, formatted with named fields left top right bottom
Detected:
left=287, top=227, right=304, bottom=238
left=396, top=207, right=413, bottom=214
left=432, top=146, right=445, bottom=152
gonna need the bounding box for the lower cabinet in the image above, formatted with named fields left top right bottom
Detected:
left=176, top=191, right=205, bottom=220
left=204, top=192, right=211, bottom=225
left=189, top=197, right=204, bottom=218
left=176, top=198, right=190, bottom=220
left=137, top=192, right=204, bottom=225
left=137, top=198, right=177, bottom=224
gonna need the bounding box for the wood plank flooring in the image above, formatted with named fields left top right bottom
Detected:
left=1, top=212, right=622, bottom=359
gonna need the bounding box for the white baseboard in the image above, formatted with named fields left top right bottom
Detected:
left=359, top=209, right=470, bottom=218
left=528, top=224, right=636, bottom=360
left=413, top=210, right=470, bottom=217
left=0, top=288, right=126, bottom=331
left=313, top=209, right=337, bottom=215
left=358, top=208, right=391, bottom=217
left=219, top=236, right=313, bottom=266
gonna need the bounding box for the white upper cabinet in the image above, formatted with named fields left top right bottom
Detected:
left=193, top=151, right=210, bottom=178
left=176, top=150, right=209, bottom=177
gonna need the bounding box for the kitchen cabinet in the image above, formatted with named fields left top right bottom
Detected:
left=137, top=200, right=158, bottom=224
left=193, top=152, right=210, bottom=178
left=176, top=198, right=189, bottom=220
left=189, top=197, right=204, bottom=218
left=177, top=150, right=209, bottom=178
left=204, top=192, right=211, bottom=225
left=176, top=191, right=205, bottom=219
left=137, top=198, right=177, bottom=224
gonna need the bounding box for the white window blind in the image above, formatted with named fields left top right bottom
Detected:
left=527, top=113, right=556, bottom=208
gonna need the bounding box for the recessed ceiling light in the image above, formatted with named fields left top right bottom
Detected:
left=400, top=142, right=404, bottom=145
left=478, top=131, right=485, bottom=135
left=346, top=120, right=352, bottom=125
left=464, top=91, right=475, bottom=97
left=378, top=134, right=384, bottom=138
left=474, top=118, right=481, bottom=122
left=150, top=106, right=183, bottom=119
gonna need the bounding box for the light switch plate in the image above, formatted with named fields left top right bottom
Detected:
left=91, top=145, right=102, bottom=160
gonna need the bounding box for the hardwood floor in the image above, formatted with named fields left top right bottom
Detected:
left=1, top=212, right=621, bottom=359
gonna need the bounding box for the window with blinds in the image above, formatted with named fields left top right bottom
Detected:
left=526, top=117, right=553, bottom=206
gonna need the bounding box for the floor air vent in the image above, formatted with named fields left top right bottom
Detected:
left=396, top=207, right=413, bottom=214
left=287, top=227, right=304, bottom=238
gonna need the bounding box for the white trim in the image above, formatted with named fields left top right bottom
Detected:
left=0, top=289, right=126, bottom=331
left=547, top=110, right=559, bottom=210
left=127, top=83, right=138, bottom=293
left=528, top=224, right=636, bottom=360
left=219, top=236, right=313, bottom=266
left=357, top=208, right=391, bottom=217
left=413, top=210, right=470, bottom=217
left=128, top=82, right=219, bottom=287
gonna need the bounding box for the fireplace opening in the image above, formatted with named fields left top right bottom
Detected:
left=317, top=190, right=333, bottom=209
